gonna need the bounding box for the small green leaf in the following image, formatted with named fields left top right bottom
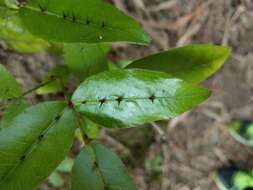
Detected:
left=19, top=0, right=150, bottom=44
left=0, top=101, right=75, bottom=190
left=56, top=157, right=74, bottom=173
left=64, top=43, right=110, bottom=80
left=229, top=120, right=253, bottom=146
left=36, top=65, right=70, bottom=95
left=0, top=64, right=22, bottom=99
left=72, top=69, right=210, bottom=128
left=71, top=143, right=137, bottom=190
left=79, top=117, right=100, bottom=139
left=127, top=44, right=231, bottom=83
left=215, top=167, right=253, bottom=190
left=0, top=99, right=31, bottom=129
left=4, top=0, right=18, bottom=9
left=48, top=172, right=64, bottom=188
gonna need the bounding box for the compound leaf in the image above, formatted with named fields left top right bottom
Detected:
left=127, top=44, right=231, bottom=83
left=72, top=69, right=210, bottom=128
left=0, top=64, right=22, bottom=99
left=0, top=101, right=75, bottom=190
left=19, top=0, right=150, bottom=44
left=64, top=43, right=110, bottom=80
left=71, top=143, right=137, bottom=190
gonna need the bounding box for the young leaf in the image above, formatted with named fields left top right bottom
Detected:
left=36, top=65, right=70, bottom=95
left=0, top=99, right=31, bottom=129
left=0, top=64, right=22, bottom=99
left=19, top=0, right=150, bottom=44
left=71, top=143, right=137, bottom=190
left=127, top=44, right=231, bottom=83
left=72, top=69, right=210, bottom=128
left=48, top=172, right=65, bottom=188
left=79, top=117, right=101, bottom=139
left=0, top=101, right=75, bottom=190
left=4, top=0, right=18, bottom=9
left=0, top=11, right=53, bottom=53
left=64, top=43, right=110, bottom=80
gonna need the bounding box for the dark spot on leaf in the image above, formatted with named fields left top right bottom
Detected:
left=149, top=94, right=156, bottom=103
left=7, top=98, right=12, bottom=102
left=102, top=21, right=106, bottom=28
left=55, top=115, right=61, bottom=121
left=38, top=134, right=44, bottom=141
left=92, top=161, right=99, bottom=170
left=116, top=96, right=124, bottom=105
left=99, top=98, right=107, bottom=107
left=63, top=12, right=67, bottom=19
left=20, top=154, right=26, bottom=161
left=72, top=15, right=76, bottom=22
left=81, top=100, right=87, bottom=105
left=38, top=4, right=46, bottom=12
left=86, top=18, right=91, bottom=25
left=50, top=75, right=56, bottom=80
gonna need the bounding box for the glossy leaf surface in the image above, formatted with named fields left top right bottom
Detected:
left=64, top=43, right=110, bottom=80
left=72, top=69, right=210, bottom=128
left=0, top=101, right=75, bottom=190
left=19, top=0, right=150, bottom=44
left=127, top=44, right=231, bottom=83
left=0, top=64, right=22, bottom=99
left=71, top=143, right=137, bottom=190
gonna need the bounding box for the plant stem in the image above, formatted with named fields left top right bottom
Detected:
left=0, top=79, right=56, bottom=112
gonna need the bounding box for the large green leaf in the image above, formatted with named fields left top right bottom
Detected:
left=0, top=101, right=75, bottom=190
left=127, top=44, right=231, bottom=83
left=64, top=43, right=110, bottom=80
left=0, top=99, right=31, bottom=129
left=72, top=69, right=210, bottom=128
left=71, top=143, right=137, bottom=190
left=0, top=64, right=22, bottom=99
left=19, top=0, right=150, bottom=44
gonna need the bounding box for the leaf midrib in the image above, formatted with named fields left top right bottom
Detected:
left=0, top=108, right=66, bottom=185
left=75, top=94, right=207, bottom=105
left=23, top=5, right=132, bottom=34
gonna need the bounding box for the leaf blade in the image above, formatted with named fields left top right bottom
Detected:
left=71, top=143, right=137, bottom=190
left=127, top=44, right=231, bottom=83
left=0, top=64, right=22, bottom=99
left=19, top=0, right=150, bottom=44
left=0, top=99, right=31, bottom=129
left=0, top=101, right=75, bottom=190
left=64, top=43, right=110, bottom=80
left=72, top=69, right=210, bottom=128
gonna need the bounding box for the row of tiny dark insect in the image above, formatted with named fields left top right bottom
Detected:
left=19, top=114, right=61, bottom=161
left=81, top=94, right=157, bottom=107
left=92, top=160, right=111, bottom=190
left=38, top=4, right=106, bottom=28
